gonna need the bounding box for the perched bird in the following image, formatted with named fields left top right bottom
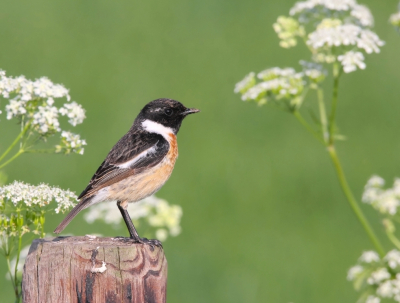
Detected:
left=54, top=98, right=199, bottom=246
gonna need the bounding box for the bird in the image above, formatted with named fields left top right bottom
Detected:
left=54, top=98, right=199, bottom=247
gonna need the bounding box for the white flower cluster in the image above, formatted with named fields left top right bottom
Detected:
left=299, top=60, right=327, bottom=82
left=307, top=22, right=384, bottom=55
left=236, top=68, right=304, bottom=104
left=348, top=250, right=400, bottom=302
left=362, top=175, right=400, bottom=216
left=290, top=0, right=374, bottom=27
left=0, top=70, right=86, bottom=153
left=59, top=101, right=86, bottom=127
left=84, top=195, right=182, bottom=242
left=234, top=64, right=326, bottom=107
left=338, top=51, right=366, bottom=73
left=56, top=131, right=87, bottom=155
left=273, top=16, right=305, bottom=48
left=0, top=181, right=77, bottom=214
left=273, top=0, right=384, bottom=73
left=390, top=3, right=400, bottom=28
left=234, top=72, right=256, bottom=94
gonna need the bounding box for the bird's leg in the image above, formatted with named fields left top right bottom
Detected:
left=116, top=201, right=162, bottom=248
left=117, top=201, right=141, bottom=240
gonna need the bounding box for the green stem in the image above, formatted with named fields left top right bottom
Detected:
left=24, top=149, right=55, bottom=154
left=327, top=145, right=385, bottom=256
left=328, top=63, right=340, bottom=145
left=0, top=150, right=24, bottom=170
left=317, top=88, right=329, bottom=145
left=13, top=233, right=22, bottom=301
left=293, top=111, right=325, bottom=145
left=0, top=121, right=31, bottom=163
left=386, top=230, right=400, bottom=250
left=6, top=255, right=18, bottom=300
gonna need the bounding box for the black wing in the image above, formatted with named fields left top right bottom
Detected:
left=78, top=130, right=169, bottom=199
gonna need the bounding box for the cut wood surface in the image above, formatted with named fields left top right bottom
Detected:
left=22, top=236, right=167, bottom=303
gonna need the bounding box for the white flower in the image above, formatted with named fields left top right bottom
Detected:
left=33, top=77, right=54, bottom=98
left=394, top=179, right=400, bottom=196
left=366, top=295, right=380, bottom=303
left=156, top=229, right=168, bottom=241
left=148, top=200, right=183, bottom=231
left=85, top=196, right=157, bottom=226
left=273, top=16, right=305, bottom=48
left=32, top=105, right=60, bottom=134
left=0, top=73, right=19, bottom=99
left=241, top=68, right=305, bottom=102
left=19, top=77, right=34, bottom=101
left=377, top=280, right=395, bottom=297
left=59, top=101, right=86, bottom=126
left=5, top=99, right=27, bottom=120
left=351, top=4, right=374, bottom=27
left=56, top=131, right=87, bottom=155
left=390, top=11, right=400, bottom=27
left=367, top=268, right=390, bottom=285
left=362, top=187, right=380, bottom=203
left=52, top=84, right=70, bottom=101
left=299, top=60, right=326, bottom=82
left=257, top=67, right=296, bottom=80
left=0, top=181, right=77, bottom=213
left=83, top=196, right=182, bottom=241
left=359, top=251, right=380, bottom=263
left=169, top=225, right=181, bottom=237
left=84, top=202, right=125, bottom=226
left=307, top=23, right=383, bottom=54
left=289, top=0, right=374, bottom=28
left=366, top=175, right=385, bottom=188
left=357, top=29, right=385, bottom=54
left=378, top=190, right=400, bottom=215
left=241, top=79, right=282, bottom=101
left=362, top=176, right=400, bottom=215
left=290, top=0, right=357, bottom=16
left=385, top=250, right=400, bottom=269
left=347, top=265, right=364, bottom=280
left=234, top=72, right=255, bottom=94
left=338, top=51, right=366, bottom=73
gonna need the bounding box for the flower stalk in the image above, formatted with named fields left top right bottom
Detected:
left=0, top=70, right=88, bottom=302
left=328, top=63, right=340, bottom=145
left=0, top=121, right=31, bottom=164
left=327, top=145, right=385, bottom=256
left=234, top=3, right=390, bottom=300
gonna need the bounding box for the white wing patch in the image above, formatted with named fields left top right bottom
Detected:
left=141, top=120, right=174, bottom=141
left=117, top=145, right=157, bottom=169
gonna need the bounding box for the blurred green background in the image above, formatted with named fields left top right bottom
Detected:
left=0, top=0, right=400, bottom=302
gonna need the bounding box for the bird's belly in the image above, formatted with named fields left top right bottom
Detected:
left=107, top=140, right=177, bottom=202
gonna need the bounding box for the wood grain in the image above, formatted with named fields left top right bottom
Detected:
left=22, top=236, right=167, bottom=303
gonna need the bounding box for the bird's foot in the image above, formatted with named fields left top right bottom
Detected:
left=132, top=237, right=163, bottom=250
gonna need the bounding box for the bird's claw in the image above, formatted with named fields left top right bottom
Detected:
left=133, top=237, right=163, bottom=250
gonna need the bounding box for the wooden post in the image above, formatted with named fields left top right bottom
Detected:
left=22, top=236, right=167, bottom=303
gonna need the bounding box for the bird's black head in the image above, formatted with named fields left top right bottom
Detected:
left=135, top=98, right=200, bottom=134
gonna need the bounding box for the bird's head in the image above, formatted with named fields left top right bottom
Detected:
left=136, top=98, right=200, bottom=135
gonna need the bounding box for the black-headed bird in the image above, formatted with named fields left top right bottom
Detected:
left=54, top=98, right=199, bottom=247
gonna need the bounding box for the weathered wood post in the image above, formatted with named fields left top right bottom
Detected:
left=22, top=236, right=167, bottom=303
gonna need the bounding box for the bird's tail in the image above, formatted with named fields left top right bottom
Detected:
left=54, top=197, right=93, bottom=234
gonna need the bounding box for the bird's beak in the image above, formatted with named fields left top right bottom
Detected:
left=181, top=108, right=200, bottom=116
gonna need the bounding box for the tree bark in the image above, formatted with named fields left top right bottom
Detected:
left=22, top=236, right=167, bottom=303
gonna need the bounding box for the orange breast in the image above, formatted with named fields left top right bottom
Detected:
left=167, top=133, right=178, bottom=165
left=107, top=134, right=179, bottom=202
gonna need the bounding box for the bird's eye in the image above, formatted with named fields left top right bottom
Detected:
left=164, top=108, right=173, bottom=116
